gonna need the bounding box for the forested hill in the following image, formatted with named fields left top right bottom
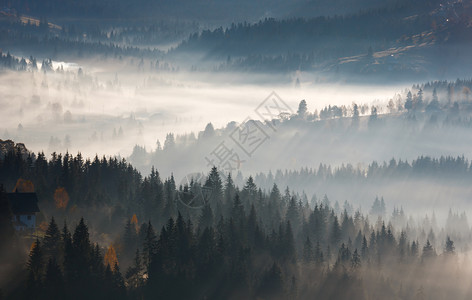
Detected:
left=2, top=145, right=472, bottom=299
left=2, top=0, right=470, bottom=78
left=0, top=0, right=410, bottom=21
left=125, top=79, right=472, bottom=178
left=171, top=0, right=472, bottom=76
left=175, top=4, right=438, bottom=56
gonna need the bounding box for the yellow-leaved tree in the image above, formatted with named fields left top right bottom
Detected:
left=104, top=244, right=118, bottom=271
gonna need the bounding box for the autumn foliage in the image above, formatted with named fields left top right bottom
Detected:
left=131, top=214, right=138, bottom=232
left=29, top=241, right=37, bottom=253
left=13, top=178, right=34, bottom=192
left=54, top=187, right=70, bottom=210
left=104, top=245, right=118, bottom=270
left=38, top=221, right=49, bottom=232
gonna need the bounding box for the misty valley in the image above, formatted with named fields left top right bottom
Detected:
left=2, top=0, right=472, bottom=299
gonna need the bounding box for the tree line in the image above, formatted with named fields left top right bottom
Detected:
left=2, top=148, right=472, bottom=298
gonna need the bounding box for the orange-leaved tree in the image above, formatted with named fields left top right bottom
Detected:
left=13, top=178, right=34, bottom=192
left=131, top=213, right=139, bottom=232
left=54, top=187, right=69, bottom=210
left=104, top=244, right=118, bottom=271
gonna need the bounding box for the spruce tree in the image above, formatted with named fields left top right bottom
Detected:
left=43, top=217, right=61, bottom=259
left=123, top=217, right=138, bottom=259
left=303, top=237, right=313, bottom=262
left=422, top=239, right=435, bottom=260
left=25, top=239, right=43, bottom=299
left=43, top=258, right=65, bottom=299
left=351, top=249, right=361, bottom=270
left=330, top=216, right=341, bottom=246
left=198, top=203, right=214, bottom=231
left=445, top=236, right=455, bottom=255
left=142, top=221, right=157, bottom=271
left=126, top=248, right=144, bottom=289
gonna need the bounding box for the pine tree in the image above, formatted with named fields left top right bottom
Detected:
left=369, top=230, right=377, bottom=257
left=330, top=215, right=341, bottom=246
left=231, top=194, right=245, bottom=225
left=43, top=216, right=61, bottom=259
left=303, top=237, right=313, bottom=262
left=352, top=103, right=360, bottom=127
left=175, top=212, right=192, bottom=265
left=28, top=239, right=43, bottom=280
left=351, top=249, right=361, bottom=270
left=422, top=239, right=435, bottom=260
left=196, top=226, right=216, bottom=274
left=361, top=235, right=369, bottom=259
left=198, top=203, right=214, bottom=231
left=163, top=177, right=176, bottom=218
left=205, top=166, right=223, bottom=205
left=314, top=241, right=324, bottom=263
left=269, top=183, right=281, bottom=207
left=73, top=218, right=91, bottom=256
left=257, top=262, right=284, bottom=299
left=68, top=217, right=93, bottom=295
left=142, top=221, right=157, bottom=270
left=284, top=221, right=296, bottom=262
left=126, top=248, right=144, bottom=289
left=112, top=263, right=126, bottom=293
left=90, top=243, right=105, bottom=284
left=286, top=197, right=300, bottom=231
left=123, top=217, right=138, bottom=259
left=224, top=173, right=236, bottom=209
left=341, top=210, right=355, bottom=241
left=25, top=239, right=43, bottom=299
left=444, top=236, right=455, bottom=255
left=417, top=89, right=424, bottom=109
left=354, top=230, right=363, bottom=250
left=241, top=176, right=258, bottom=208
left=62, top=221, right=74, bottom=282
left=104, top=265, right=114, bottom=297
left=337, top=243, right=351, bottom=264
left=297, top=100, right=308, bottom=118
left=398, top=230, right=407, bottom=260
left=411, top=240, right=419, bottom=258
left=247, top=204, right=257, bottom=246
left=43, top=258, right=65, bottom=299
left=405, top=91, right=413, bottom=111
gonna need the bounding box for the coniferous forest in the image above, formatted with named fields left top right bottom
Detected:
left=2, top=145, right=472, bottom=299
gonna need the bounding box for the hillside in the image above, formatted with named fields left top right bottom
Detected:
left=0, top=0, right=404, bottom=22
left=170, top=0, right=472, bottom=78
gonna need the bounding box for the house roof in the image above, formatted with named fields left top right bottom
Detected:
left=7, top=192, right=40, bottom=214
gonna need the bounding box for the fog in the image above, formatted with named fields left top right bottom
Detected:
left=4, top=0, right=472, bottom=298
left=0, top=60, right=404, bottom=159
left=3, top=58, right=472, bottom=223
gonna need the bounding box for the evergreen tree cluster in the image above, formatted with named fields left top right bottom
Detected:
left=251, top=154, right=472, bottom=193
left=20, top=217, right=126, bottom=300
left=1, top=149, right=471, bottom=299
